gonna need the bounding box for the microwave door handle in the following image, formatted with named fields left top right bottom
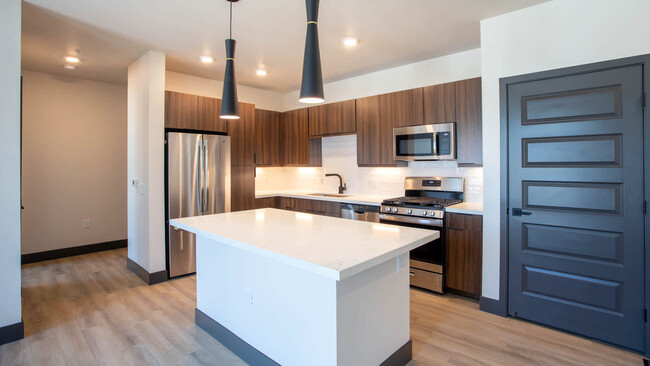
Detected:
left=432, top=132, right=438, bottom=156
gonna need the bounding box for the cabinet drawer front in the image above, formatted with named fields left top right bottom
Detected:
left=409, top=268, right=443, bottom=292
left=446, top=212, right=482, bottom=231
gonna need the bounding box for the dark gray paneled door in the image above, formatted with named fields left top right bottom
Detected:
left=507, top=65, right=645, bottom=351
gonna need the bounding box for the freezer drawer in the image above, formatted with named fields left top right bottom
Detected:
left=409, top=267, right=443, bottom=293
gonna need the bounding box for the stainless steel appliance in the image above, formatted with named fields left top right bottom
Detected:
left=340, top=203, right=380, bottom=223
left=379, top=177, right=464, bottom=293
left=166, top=132, right=231, bottom=278
left=393, top=123, right=456, bottom=161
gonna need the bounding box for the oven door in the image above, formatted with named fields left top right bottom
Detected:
left=393, top=125, right=436, bottom=161
left=379, top=214, right=445, bottom=293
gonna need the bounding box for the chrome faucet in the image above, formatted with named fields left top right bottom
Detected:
left=325, top=173, right=347, bottom=194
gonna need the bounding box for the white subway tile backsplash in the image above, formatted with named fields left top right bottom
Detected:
left=255, top=135, right=483, bottom=202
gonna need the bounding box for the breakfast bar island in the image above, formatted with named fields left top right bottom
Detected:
left=170, top=208, right=438, bottom=366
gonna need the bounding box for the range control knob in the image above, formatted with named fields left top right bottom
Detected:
left=429, top=211, right=435, bottom=217
left=384, top=207, right=391, bottom=212
left=421, top=211, right=427, bottom=216
left=406, top=209, right=412, bottom=214
left=392, top=207, right=399, bottom=213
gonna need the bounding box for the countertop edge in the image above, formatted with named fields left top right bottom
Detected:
left=170, top=215, right=438, bottom=281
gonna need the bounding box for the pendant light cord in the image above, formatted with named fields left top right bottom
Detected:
left=229, top=0, right=232, bottom=39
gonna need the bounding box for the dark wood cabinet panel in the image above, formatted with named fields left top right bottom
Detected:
left=308, top=100, right=356, bottom=137
left=281, top=109, right=322, bottom=166
left=278, top=197, right=295, bottom=211
left=165, top=91, right=199, bottom=130
left=387, top=88, right=424, bottom=128
left=254, top=197, right=278, bottom=209
left=447, top=212, right=482, bottom=231
left=231, top=165, right=255, bottom=212
left=198, top=96, right=228, bottom=133
left=445, top=213, right=482, bottom=298
left=255, top=109, right=282, bottom=166
left=356, top=90, right=419, bottom=167
left=264, top=196, right=340, bottom=217
left=423, top=82, right=456, bottom=124
left=165, top=91, right=228, bottom=133
left=456, top=78, right=483, bottom=166
left=229, top=103, right=256, bottom=166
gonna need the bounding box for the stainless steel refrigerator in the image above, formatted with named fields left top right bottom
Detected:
left=166, top=132, right=231, bottom=278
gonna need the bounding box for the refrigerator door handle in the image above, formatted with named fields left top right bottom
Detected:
left=197, top=140, right=203, bottom=214
left=203, top=140, right=209, bottom=213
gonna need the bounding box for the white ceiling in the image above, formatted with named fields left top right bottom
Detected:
left=22, top=0, right=548, bottom=91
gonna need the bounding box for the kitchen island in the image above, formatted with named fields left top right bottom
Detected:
left=170, top=208, right=438, bottom=366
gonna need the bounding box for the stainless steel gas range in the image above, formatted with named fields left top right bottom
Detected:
left=379, top=177, right=464, bottom=294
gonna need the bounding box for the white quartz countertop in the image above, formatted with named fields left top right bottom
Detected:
left=446, top=201, right=483, bottom=215
left=170, top=208, right=438, bottom=281
left=255, top=190, right=387, bottom=206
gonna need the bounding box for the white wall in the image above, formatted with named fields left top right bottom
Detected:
left=480, top=0, right=650, bottom=299
left=127, top=51, right=166, bottom=274
left=21, top=70, right=127, bottom=254
left=283, top=48, right=481, bottom=111
left=256, top=135, right=483, bottom=202
left=165, top=71, right=283, bottom=111
left=0, top=0, right=22, bottom=328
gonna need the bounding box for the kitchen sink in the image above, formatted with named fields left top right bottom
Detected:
left=307, top=193, right=352, bottom=198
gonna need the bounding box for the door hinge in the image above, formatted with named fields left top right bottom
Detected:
left=644, top=308, right=647, bottom=322
left=644, top=201, right=647, bottom=215
left=643, top=92, right=647, bottom=108
left=506, top=208, right=509, bottom=215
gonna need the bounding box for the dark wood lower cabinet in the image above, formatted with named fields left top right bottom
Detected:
left=261, top=196, right=341, bottom=218
left=445, top=213, right=483, bottom=298
left=254, top=197, right=278, bottom=209
left=231, top=166, right=255, bottom=212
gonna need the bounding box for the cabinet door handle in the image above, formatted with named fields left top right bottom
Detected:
left=409, top=272, right=415, bottom=277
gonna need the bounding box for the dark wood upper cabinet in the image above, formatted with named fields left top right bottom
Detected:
left=423, top=82, right=456, bottom=124
left=255, top=109, right=282, bottom=166
left=355, top=89, right=421, bottom=166
left=445, top=213, right=483, bottom=298
left=229, top=102, right=256, bottom=166
left=231, top=165, right=255, bottom=212
left=198, top=96, right=228, bottom=133
left=165, top=91, right=198, bottom=130
left=165, top=91, right=228, bottom=133
left=455, top=78, right=482, bottom=166
left=281, top=109, right=322, bottom=166
left=387, top=88, right=424, bottom=128
left=308, top=100, right=356, bottom=137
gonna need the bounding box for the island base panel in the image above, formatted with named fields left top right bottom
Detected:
left=196, top=236, right=411, bottom=366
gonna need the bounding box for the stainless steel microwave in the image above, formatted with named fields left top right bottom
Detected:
left=393, top=123, right=456, bottom=161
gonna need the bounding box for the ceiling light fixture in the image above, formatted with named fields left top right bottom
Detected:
left=256, top=69, right=268, bottom=77
left=65, top=56, right=80, bottom=63
left=220, top=0, right=240, bottom=120
left=299, top=0, right=324, bottom=104
left=200, top=55, right=215, bottom=63
left=63, top=65, right=76, bottom=70
left=341, top=37, right=359, bottom=47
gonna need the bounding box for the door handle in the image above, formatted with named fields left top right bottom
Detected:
left=512, top=208, right=532, bottom=216
left=203, top=140, right=209, bottom=213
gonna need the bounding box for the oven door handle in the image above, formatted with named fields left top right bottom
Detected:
left=379, top=213, right=443, bottom=227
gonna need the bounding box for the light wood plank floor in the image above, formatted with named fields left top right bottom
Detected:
left=0, top=248, right=643, bottom=365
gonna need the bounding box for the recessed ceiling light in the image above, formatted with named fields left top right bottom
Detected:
left=63, top=65, right=76, bottom=70
left=341, top=37, right=359, bottom=47
left=256, top=69, right=268, bottom=77
left=200, top=55, right=214, bottom=63
left=65, top=56, right=80, bottom=63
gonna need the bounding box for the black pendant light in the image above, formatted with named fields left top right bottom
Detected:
left=299, top=0, right=324, bottom=104
left=220, top=0, right=240, bottom=119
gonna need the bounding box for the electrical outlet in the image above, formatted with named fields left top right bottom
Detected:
left=83, top=219, right=91, bottom=229
left=247, top=290, right=254, bottom=307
